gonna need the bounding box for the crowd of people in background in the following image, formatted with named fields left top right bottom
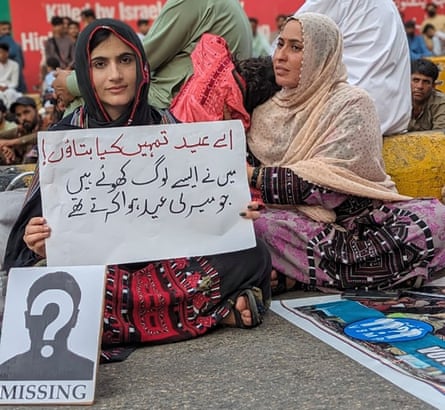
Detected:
left=405, top=2, right=445, bottom=58
left=401, top=3, right=445, bottom=131
left=0, top=0, right=288, bottom=166
left=0, top=9, right=96, bottom=165
left=0, top=0, right=287, bottom=165
left=0, top=1, right=445, bottom=166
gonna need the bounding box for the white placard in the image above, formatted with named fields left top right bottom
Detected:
left=38, top=120, right=256, bottom=266
left=0, top=266, right=106, bottom=405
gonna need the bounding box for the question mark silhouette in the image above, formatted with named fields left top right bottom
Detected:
left=30, top=289, right=74, bottom=358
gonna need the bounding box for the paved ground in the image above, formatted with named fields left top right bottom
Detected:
left=1, top=290, right=436, bottom=410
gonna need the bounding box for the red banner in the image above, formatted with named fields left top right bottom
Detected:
left=8, top=0, right=442, bottom=93
left=8, top=0, right=296, bottom=91
left=395, top=0, right=445, bottom=21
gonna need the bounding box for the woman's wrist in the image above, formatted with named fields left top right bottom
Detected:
left=250, top=166, right=264, bottom=189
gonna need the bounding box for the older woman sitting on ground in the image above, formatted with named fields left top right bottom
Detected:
left=246, top=13, right=445, bottom=294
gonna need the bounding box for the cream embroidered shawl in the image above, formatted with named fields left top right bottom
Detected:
left=248, top=13, right=410, bottom=222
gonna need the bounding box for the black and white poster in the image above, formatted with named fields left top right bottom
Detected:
left=0, top=265, right=106, bottom=404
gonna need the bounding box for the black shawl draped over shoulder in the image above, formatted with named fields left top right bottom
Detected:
left=3, top=18, right=162, bottom=271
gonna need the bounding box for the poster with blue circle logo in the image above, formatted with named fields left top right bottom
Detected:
left=344, top=317, right=433, bottom=343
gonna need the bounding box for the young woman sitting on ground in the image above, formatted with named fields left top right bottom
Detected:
left=3, top=18, right=271, bottom=362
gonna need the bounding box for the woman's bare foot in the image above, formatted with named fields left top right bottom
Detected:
left=221, top=295, right=252, bottom=327
left=271, top=269, right=297, bottom=295
left=271, top=269, right=280, bottom=289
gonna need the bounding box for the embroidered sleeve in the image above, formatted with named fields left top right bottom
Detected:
left=246, top=150, right=261, bottom=167
left=260, top=166, right=347, bottom=208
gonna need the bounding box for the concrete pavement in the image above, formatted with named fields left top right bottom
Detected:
left=1, top=291, right=435, bottom=410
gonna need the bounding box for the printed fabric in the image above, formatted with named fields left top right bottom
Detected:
left=170, top=33, right=250, bottom=129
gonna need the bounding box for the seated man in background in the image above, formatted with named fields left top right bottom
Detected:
left=405, top=20, right=434, bottom=61
left=422, top=23, right=445, bottom=55
left=136, top=18, right=150, bottom=41
left=0, top=42, right=22, bottom=109
left=249, top=17, right=271, bottom=57
left=0, top=96, right=47, bottom=164
left=409, top=58, right=445, bottom=131
left=421, top=2, right=445, bottom=33
left=0, top=21, right=26, bottom=93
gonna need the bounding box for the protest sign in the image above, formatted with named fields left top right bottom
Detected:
left=38, top=120, right=255, bottom=266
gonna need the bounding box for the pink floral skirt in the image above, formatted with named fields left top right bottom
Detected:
left=254, top=198, right=445, bottom=290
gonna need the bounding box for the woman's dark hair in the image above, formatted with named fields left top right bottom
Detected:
left=411, top=58, right=440, bottom=82
left=74, top=18, right=156, bottom=127
left=234, top=56, right=281, bottom=114
left=89, top=28, right=112, bottom=54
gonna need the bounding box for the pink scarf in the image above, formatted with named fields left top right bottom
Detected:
left=170, top=33, right=250, bottom=129
left=248, top=14, right=410, bottom=222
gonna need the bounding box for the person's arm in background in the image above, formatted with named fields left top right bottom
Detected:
left=0, top=126, right=17, bottom=141
left=67, top=41, right=75, bottom=70
left=0, top=132, right=37, bottom=150
left=142, top=0, right=199, bottom=72
left=419, top=36, right=434, bottom=58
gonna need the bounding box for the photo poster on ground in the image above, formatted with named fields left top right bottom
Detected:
left=0, top=265, right=106, bottom=405
left=38, top=120, right=256, bottom=266
left=271, top=290, right=445, bottom=409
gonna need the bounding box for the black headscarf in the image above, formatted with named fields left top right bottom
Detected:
left=3, top=19, right=162, bottom=271
left=63, top=18, right=161, bottom=129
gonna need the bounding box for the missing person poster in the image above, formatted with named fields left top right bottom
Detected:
left=0, top=265, right=106, bottom=405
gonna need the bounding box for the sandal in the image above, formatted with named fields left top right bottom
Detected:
left=230, top=287, right=266, bottom=329
left=271, top=271, right=301, bottom=296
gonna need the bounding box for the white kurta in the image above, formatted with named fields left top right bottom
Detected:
left=0, top=59, right=22, bottom=108
left=295, top=0, right=411, bottom=135
left=0, top=59, right=19, bottom=89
